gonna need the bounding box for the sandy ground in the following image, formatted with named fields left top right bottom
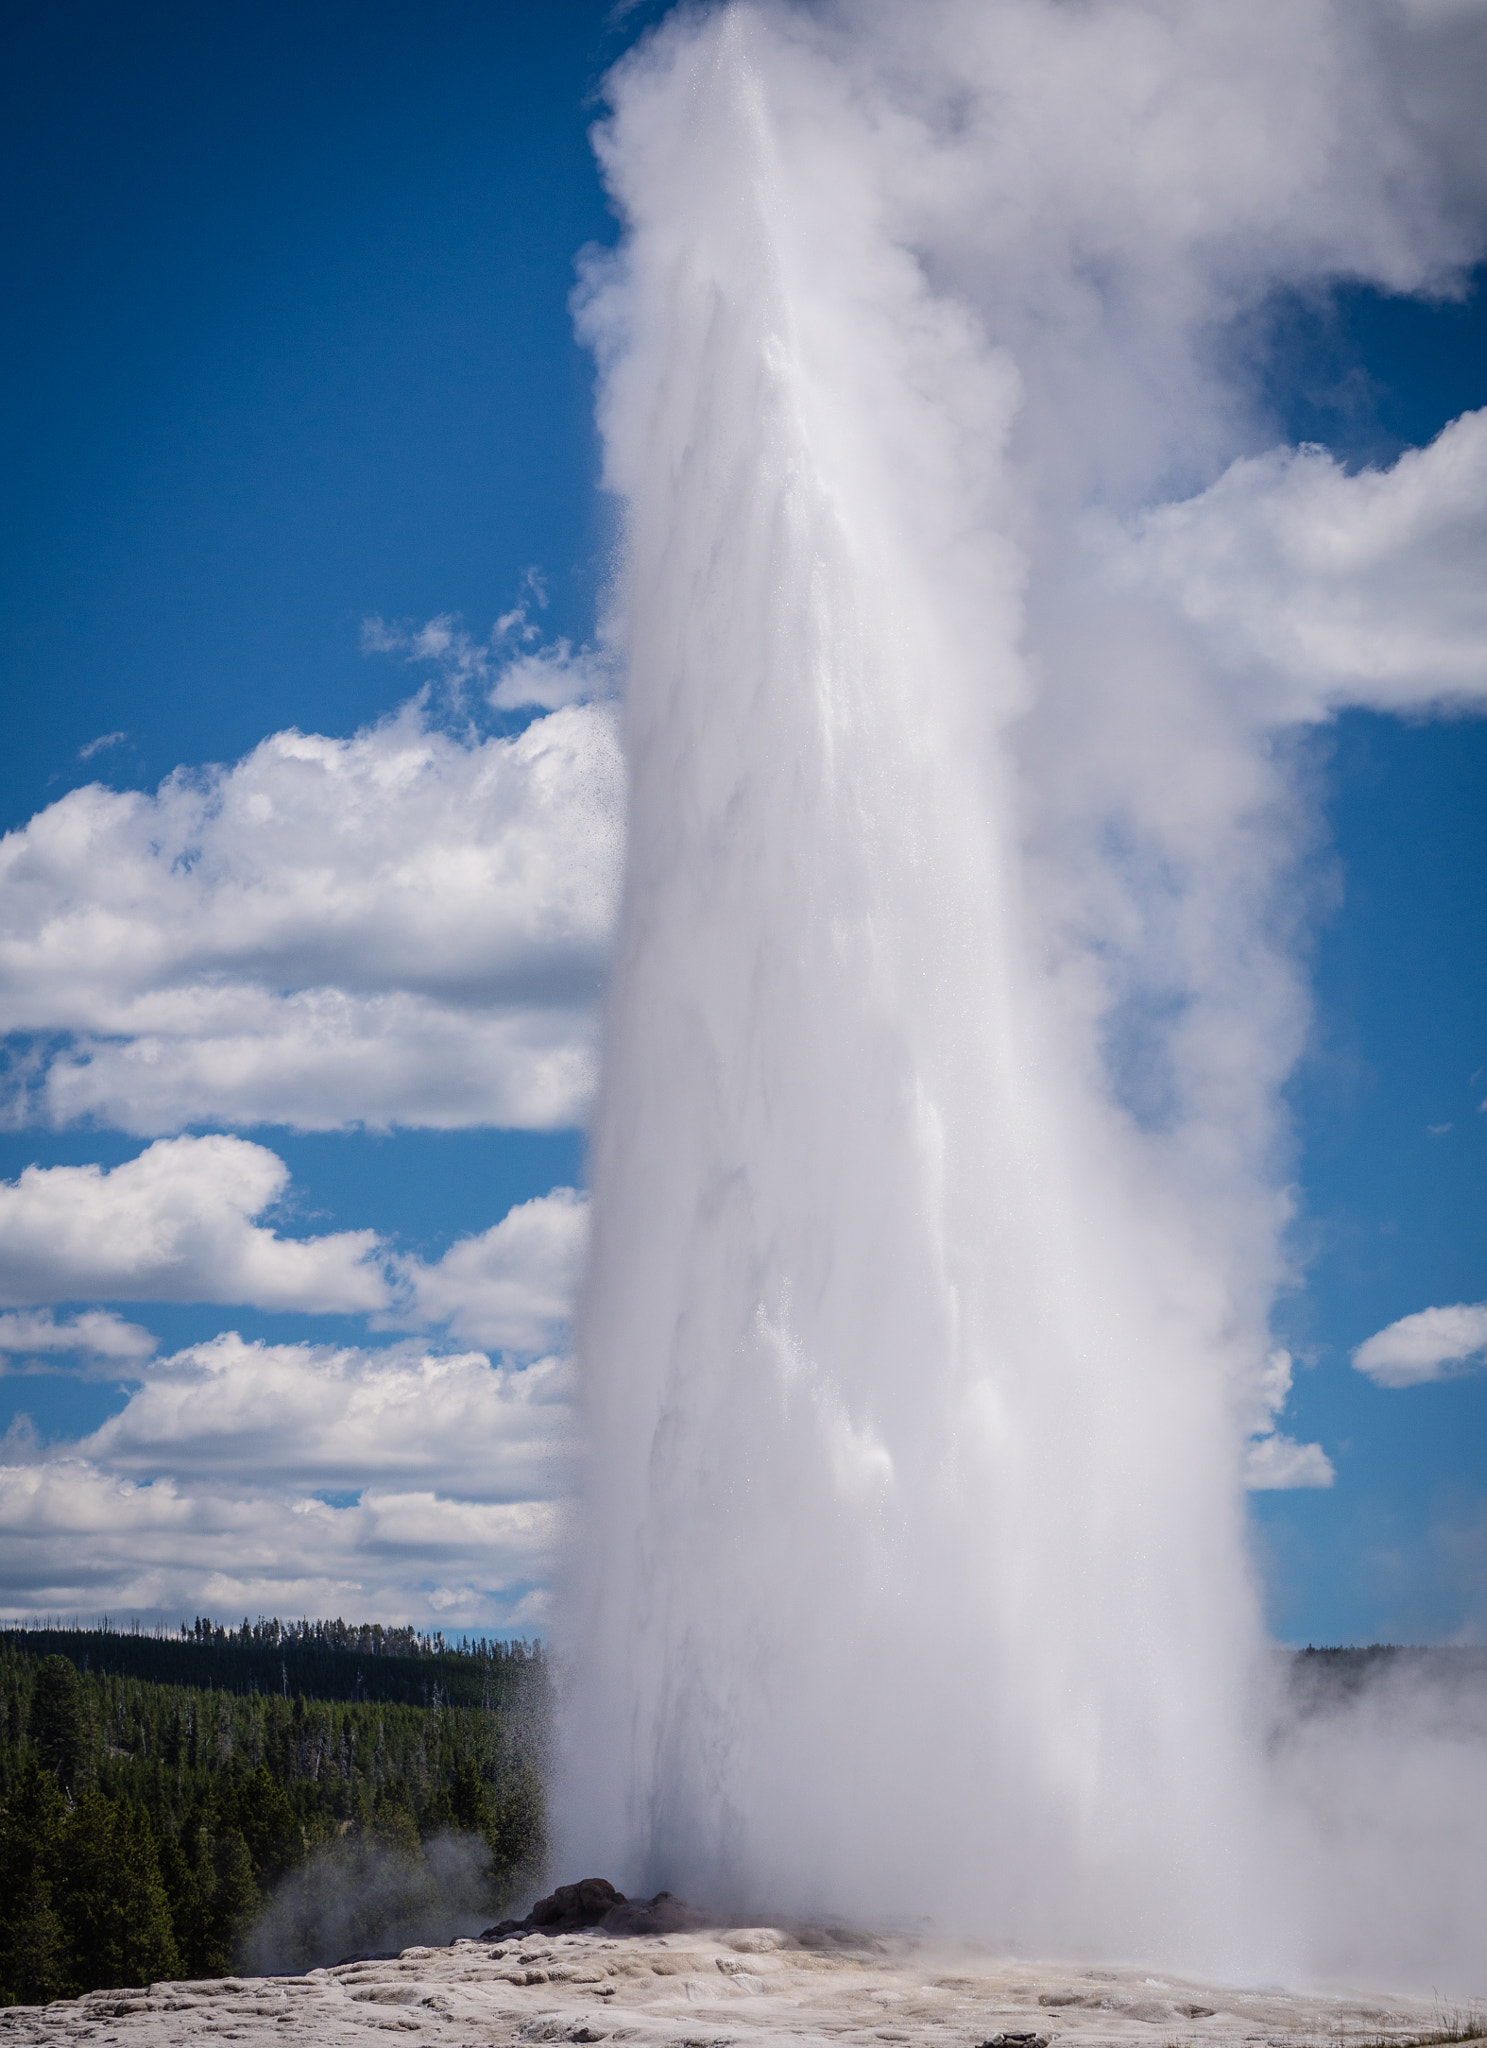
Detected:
left=0, top=1925, right=1471, bottom=2048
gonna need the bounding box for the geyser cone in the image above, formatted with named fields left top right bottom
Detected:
left=558, top=8, right=1274, bottom=1968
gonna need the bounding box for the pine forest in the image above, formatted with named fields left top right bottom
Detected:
left=0, top=1622, right=550, bottom=2007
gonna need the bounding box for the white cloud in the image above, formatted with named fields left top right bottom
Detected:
left=386, top=1188, right=588, bottom=1353
left=1241, top=1348, right=1334, bottom=1489
left=1244, top=1431, right=1335, bottom=1490
left=0, top=1334, right=574, bottom=1628
left=490, top=640, right=610, bottom=712
left=0, top=697, right=622, bottom=1134
left=0, top=1309, right=156, bottom=1371
left=0, top=1462, right=560, bottom=1631
left=1352, top=1302, right=1487, bottom=1387
left=364, top=609, right=613, bottom=713
left=80, top=1331, right=572, bottom=1495
left=1110, top=409, right=1487, bottom=715
left=0, top=1130, right=589, bottom=1368
left=0, top=1133, right=587, bottom=1358
left=0, top=1137, right=386, bottom=1313
left=77, top=731, right=127, bottom=761
left=35, top=993, right=597, bottom=1136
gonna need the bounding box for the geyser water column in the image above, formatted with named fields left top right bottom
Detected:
left=558, top=4, right=1279, bottom=1968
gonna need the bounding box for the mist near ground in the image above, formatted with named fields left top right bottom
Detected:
left=241, top=1830, right=499, bottom=1975
left=1268, top=1649, right=1487, bottom=1990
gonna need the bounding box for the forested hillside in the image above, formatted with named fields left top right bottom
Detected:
left=0, top=1627, right=549, bottom=2006
left=0, top=1617, right=536, bottom=1709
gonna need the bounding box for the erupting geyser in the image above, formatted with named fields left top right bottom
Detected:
left=558, top=0, right=1487, bottom=1991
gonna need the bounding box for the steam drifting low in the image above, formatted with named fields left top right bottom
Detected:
left=559, top=0, right=1487, bottom=1992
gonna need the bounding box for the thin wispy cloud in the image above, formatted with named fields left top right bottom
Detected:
left=77, top=730, right=127, bottom=761
left=363, top=582, right=614, bottom=715
left=0, top=1308, right=156, bottom=1373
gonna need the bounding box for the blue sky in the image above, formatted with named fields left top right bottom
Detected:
left=1225, top=279, right=1485, bottom=1640
left=1, top=0, right=1484, bottom=1641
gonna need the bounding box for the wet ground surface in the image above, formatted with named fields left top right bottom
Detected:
left=0, top=1926, right=1468, bottom=2048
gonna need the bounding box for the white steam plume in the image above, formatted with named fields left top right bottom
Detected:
left=558, top=0, right=1487, bottom=1990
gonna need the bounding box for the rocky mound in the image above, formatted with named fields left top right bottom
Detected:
left=480, top=1876, right=709, bottom=1940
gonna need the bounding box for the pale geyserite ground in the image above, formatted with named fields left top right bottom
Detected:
left=0, top=1927, right=1469, bottom=2048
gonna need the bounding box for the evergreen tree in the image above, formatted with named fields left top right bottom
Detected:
left=53, top=1793, right=180, bottom=1994
left=0, top=1761, right=68, bottom=2005
left=449, top=1757, right=490, bottom=1836
left=226, top=1767, right=301, bottom=1889
left=0, top=1626, right=550, bottom=1995
left=29, top=1658, right=88, bottom=1794
left=119, top=1802, right=183, bottom=1987
left=486, top=1762, right=545, bottom=1906
left=0, top=1872, right=65, bottom=2007
left=157, top=1826, right=207, bottom=1979
left=208, top=1829, right=259, bottom=1973
left=371, top=1779, right=421, bottom=1861
left=418, top=1784, right=455, bottom=1838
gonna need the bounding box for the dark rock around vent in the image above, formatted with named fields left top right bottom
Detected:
left=480, top=1878, right=707, bottom=1941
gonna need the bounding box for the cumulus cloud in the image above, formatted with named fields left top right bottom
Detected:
left=0, top=696, right=622, bottom=1134
left=0, top=1309, right=156, bottom=1372
left=1244, top=1431, right=1336, bottom=1490
left=0, top=1137, right=387, bottom=1314
left=1111, top=409, right=1487, bottom=714
left=386, top=1188, right=588, bottom=1354
left=0, top=1334, right=573, bottom=1627
left=0, top=1141, right=584, bottom=1619
left=0, top=1466, right=558, bottom=1629
left=80, top=1332, right=572, bottom=1495
left=0, top=1134, right=588, bottom=1358
left=1353, top=1302, right=1487, bottom=1387
left=34, top=995, right=597, bottom=1137
left=1237, top=1348, right=1334, bottom=1488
